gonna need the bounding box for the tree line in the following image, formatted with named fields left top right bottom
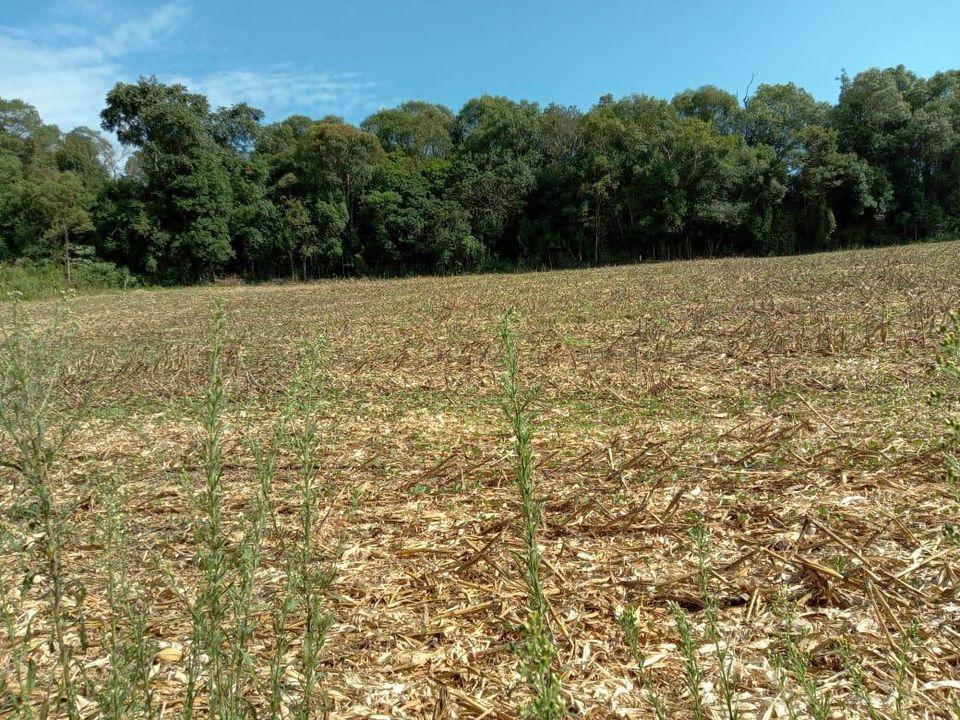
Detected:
left=1, top=64, right=959, bottom=284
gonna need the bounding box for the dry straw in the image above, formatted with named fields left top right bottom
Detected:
left=1, top=243, right=960, bottom=717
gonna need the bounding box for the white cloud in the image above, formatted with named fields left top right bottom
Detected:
left=188, top=69, right=380, bottom=121
left=0, top=2, right=189, bottom=132
left=0, top=2, right=379, bottom=135
left=0, top=47, right=114, bottom=133
left=101, top=1, right=190, bottom=56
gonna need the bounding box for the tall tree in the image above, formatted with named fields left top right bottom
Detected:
left=101, top=78, right=237, bottom=281
left=361, top=101, right=455, bottom=158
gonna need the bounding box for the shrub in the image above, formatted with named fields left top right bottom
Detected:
left=0, top=259, right=139, bottom=300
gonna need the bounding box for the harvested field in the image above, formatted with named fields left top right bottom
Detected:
left=3, top=241, right=960, bottom=718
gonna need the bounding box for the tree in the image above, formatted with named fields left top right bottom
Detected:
left=301, top=121, right=385, bottom=214
left=360, top=154, right=482, bottom=274
left=361, top=101, right=455, bottom=158
left=0, top=98, right=54, bottom=165
left=0, top=99, right=109, bottom=268
left=673, top=85, right=743, bottom=135
left=0, top=150, right=24, bottom=259
left=744, top=83, right=828, bottom=169
left=209, top=103, right=264, bottom=154
left=56, top=127, right=116, bottom=183
left=101, top=78, right=237, bottom=281
left=5, top=65, right=960, bottom=283
left=450, top=96, right=543, bottom=259
left=21, top=169, right=96, bottom=279
left=833, top=66, right=942, bottom=241
left=294, top=119, right=385, bottom=271
left=277, top=197, right=314, bottom=279
left=794, top=125, right=891, bottom=250
left=311, top=199, right=348, bottom=273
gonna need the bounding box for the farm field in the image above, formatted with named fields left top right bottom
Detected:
left=3, top=240, right=960, bottom=719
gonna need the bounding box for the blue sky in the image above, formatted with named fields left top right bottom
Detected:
left=2, top=0, right=959, bottom=134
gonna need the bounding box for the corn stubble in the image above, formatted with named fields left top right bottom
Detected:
left=1, top=243, right=960, bottom=717
left=0, top=295, right=81, bottom=719
left=1, top=298, right=338, bottom=719
left=178, top=303, right=338, bottom=719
